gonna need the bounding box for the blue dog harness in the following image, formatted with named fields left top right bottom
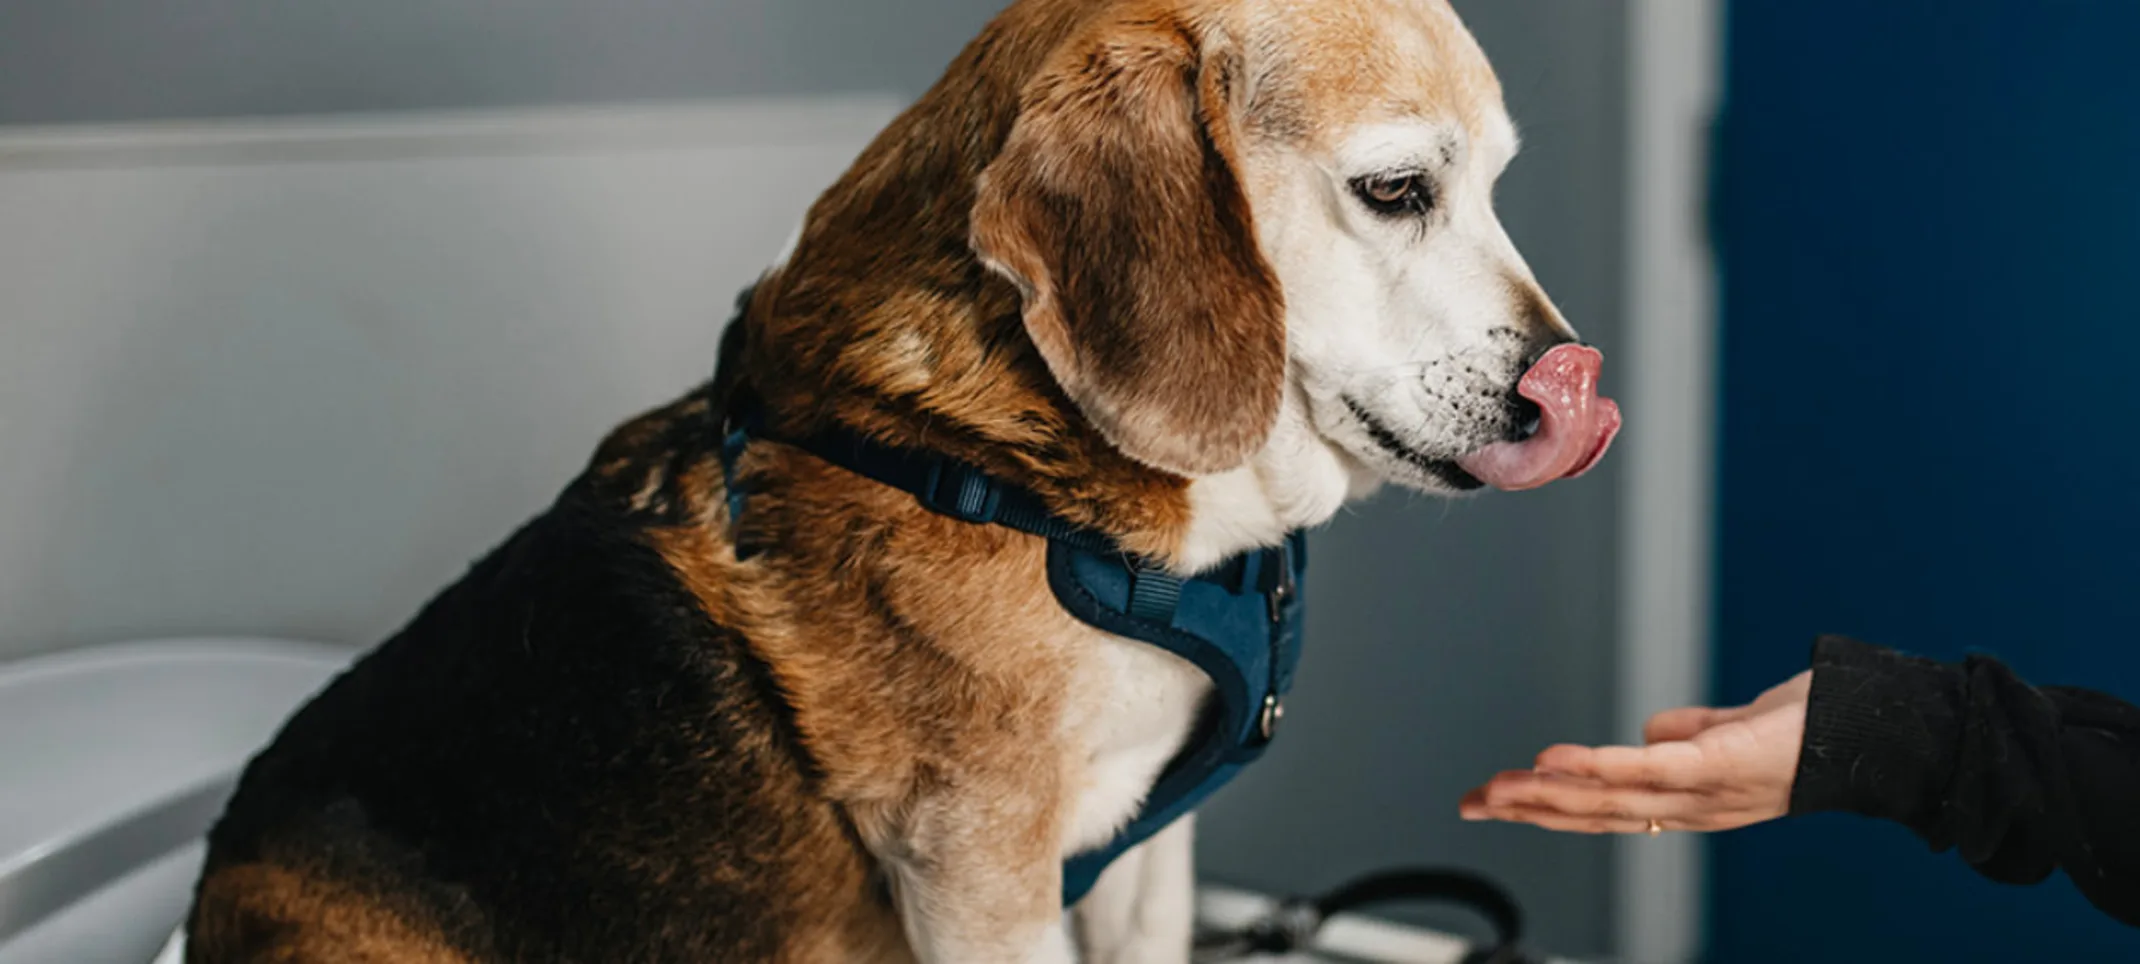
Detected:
left=717, top=408, right=1306, bottom=906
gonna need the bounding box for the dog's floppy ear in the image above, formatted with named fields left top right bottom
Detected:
left=972, top=19, right=1284, bottom=477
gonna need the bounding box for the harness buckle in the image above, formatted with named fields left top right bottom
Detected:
left=1259, top=693, right=1285, bottom=742
left=921, top=459, right=1004, bottom=525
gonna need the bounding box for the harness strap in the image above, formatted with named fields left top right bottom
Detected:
left=728, top=410, right=1117, bottom=554
left=717, top=398, right=1305, bottom=909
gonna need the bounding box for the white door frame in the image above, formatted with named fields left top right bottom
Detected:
left=1615, top=2, right=1724, bottom=962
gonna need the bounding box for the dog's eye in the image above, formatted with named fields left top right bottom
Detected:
left=1351, top=172, right=1434, bottom=217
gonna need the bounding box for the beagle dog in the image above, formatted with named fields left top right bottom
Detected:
left=185, top=0, right=1619, bottom=961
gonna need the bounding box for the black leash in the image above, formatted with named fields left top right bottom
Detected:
left=1191, top=867, right=1539, bottom=963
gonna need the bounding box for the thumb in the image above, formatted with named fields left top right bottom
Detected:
left=1643, top=706, right=1724, bottom=744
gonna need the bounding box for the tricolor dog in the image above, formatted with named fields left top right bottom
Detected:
left=186, top=0, right=1621, bottom=961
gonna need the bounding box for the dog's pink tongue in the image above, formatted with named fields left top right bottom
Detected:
left=1457, top=344, right=1622, bottom=491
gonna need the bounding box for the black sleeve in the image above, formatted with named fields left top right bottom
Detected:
left=1786, top=635, right=2140, bottom=928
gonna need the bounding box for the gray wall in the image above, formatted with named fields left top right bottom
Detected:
left=0, top=99, right=904, bottom=662
left=0, top=0, right=1008, bottom=125
left=0, top=0, right=1626, bottom=956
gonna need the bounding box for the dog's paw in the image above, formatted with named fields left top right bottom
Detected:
left=1026, top=921, right=1079, bottom=964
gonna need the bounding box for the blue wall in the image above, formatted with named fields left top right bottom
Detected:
left=1712, top=1, right=2140, bottom=959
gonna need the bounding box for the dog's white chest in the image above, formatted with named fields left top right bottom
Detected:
left=1059, top=629, right=1211, bottom=856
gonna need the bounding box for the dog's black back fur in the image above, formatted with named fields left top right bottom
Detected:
left=189, top=362, right=882, bottom=961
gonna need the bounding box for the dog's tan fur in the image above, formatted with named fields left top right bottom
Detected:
left=191, top=861, right=473, bottom=964
left=189, top=1, right=1564, bottom=961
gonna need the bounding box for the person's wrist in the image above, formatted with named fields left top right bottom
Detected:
left=1787, top=636, right=1964, bottom=824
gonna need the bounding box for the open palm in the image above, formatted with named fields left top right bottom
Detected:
left=1460, top=672, right=1811, bottom=834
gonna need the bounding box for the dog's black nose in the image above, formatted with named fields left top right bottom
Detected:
left=1523, top=338, right=1587, bottom=371
left=1510, top=395, right=1544, bottom=441
left=1507, top=339, right=1583, bottom=442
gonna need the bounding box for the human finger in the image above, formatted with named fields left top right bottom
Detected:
left=1534, top=741, right=1718, bottom=791
left=1474, top=770, right=1712, bottom=823
left=1466, top=804, right=1657, bottom=835
left=1643, top=706, right=1724, bottom=744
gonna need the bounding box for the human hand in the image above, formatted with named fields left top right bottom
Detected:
left=1459, top=671, right=1811, bottom=833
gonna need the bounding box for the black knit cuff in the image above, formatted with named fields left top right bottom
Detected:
left=1788, top=635, right=1966, bottom=825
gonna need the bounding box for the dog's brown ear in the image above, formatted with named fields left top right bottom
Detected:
left=972, top=19, right=1284, bottom=477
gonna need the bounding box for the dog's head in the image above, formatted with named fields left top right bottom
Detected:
left=970, top=0, right=1619, bottom=496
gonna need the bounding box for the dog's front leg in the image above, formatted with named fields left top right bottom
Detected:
left=867, top=787, right=1075, bottom=964
left=1070, top=814, right=1196, bottom=964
